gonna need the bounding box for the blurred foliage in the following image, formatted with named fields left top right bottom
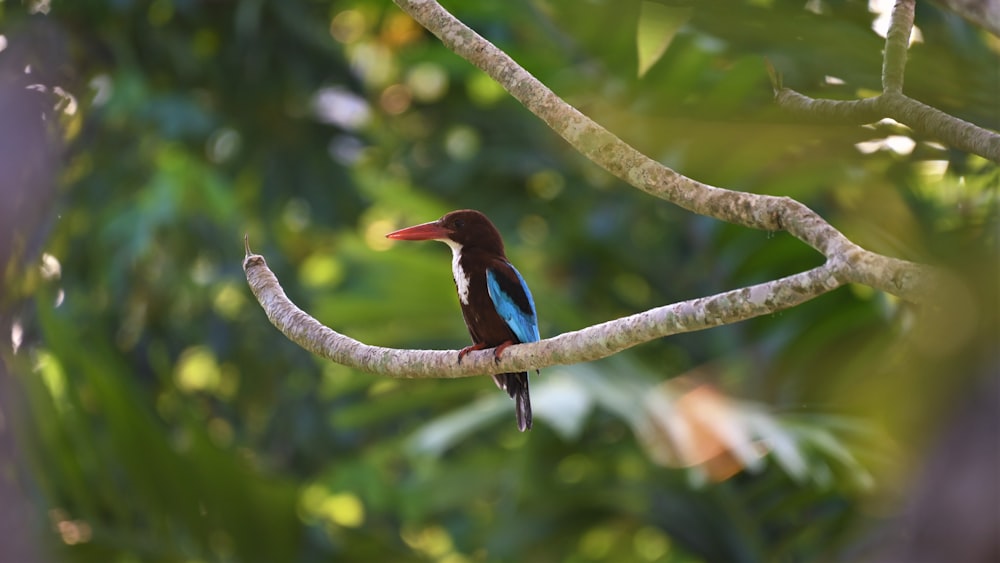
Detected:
left=1, top=0, right=997, bottom=562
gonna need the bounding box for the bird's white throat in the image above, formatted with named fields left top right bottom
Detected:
left=442, top=239, right=470, bottom=305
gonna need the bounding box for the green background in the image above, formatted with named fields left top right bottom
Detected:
left=1, top=0, right=997, bottom=561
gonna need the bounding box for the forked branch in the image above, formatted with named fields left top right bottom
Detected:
left=773, top=0, right=1000, bottom=162
left=246, top=0, right=945, bottom=376
left=389, top=0, right=935, bottom=302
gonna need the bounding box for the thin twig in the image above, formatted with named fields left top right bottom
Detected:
left=883, top=0, right=915, bottom=93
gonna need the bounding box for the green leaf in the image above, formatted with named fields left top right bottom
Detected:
left=636, top=1, right=692, bottom=77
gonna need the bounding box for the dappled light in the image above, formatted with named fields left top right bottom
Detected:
left=50, top=510, right=93, bottom=547
left=407, top=62, right=449, bottom=103
left=330, top=9, right=369, bottom=44
left=300, top=484, right=367, bottom=529
left=312, top=86, right=371, bottom=129
left=1, top=0, right=996, bottom=562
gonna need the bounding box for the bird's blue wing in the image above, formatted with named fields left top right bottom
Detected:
left=486, top=263, right=540, bottom=344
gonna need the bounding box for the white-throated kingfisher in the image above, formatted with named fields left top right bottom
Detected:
left=386, top=210, right=539, bottom=431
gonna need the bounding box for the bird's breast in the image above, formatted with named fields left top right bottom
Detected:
left=447, top=241, right=471, bottom=305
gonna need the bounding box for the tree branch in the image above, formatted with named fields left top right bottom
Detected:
left=772, top=0, right=1000, bottom=162
left=244, top=238, right=845, bottom=378
left=244, top=0, right=946, bottom=376
left=390, top=0, right=934, bottom=303
left=883, top=0, right=915, bottom=93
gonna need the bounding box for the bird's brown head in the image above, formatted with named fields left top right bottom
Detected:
left=386, top=209, right=506, bottom=255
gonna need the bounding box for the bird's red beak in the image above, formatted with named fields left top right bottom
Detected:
left=385, top=220, right=452, bottom=241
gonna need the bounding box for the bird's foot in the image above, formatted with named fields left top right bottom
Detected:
left=492, top=340, right=515, bottom=365
left=457, top=342, right=487, bottom=363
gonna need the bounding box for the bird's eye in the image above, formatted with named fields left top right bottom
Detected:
left=453, top=219, right=465, bottom=228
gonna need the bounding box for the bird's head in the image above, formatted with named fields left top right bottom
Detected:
left=386, top=209, right=505, bottom=255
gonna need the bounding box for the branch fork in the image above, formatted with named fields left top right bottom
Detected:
left=244, top=0, right=950, bottom=378
left=771, top=0, right=1000, bottom=162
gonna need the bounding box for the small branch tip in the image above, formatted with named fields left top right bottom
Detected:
left=242, top=234, right=266, bottom=272
left=764, top=58, right=782, bottom=93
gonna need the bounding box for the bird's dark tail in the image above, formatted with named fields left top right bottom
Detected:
left=494, top=372, right=532, bottom=431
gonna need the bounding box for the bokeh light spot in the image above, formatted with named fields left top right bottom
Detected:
left=380, top=12, right=424, bottom=48
left=36, top=350, right=68, bottom=412
left=467, top=71, right=506, bottom=106
left=579, top=526, right=616, bottom=559
left=321, top=493, right=365, bottom=528
left=299, top=254, right=345, bottom=288
left=633, top=526, right=671, bottom=561
left=401, top=525, right=455, bottom=558
left=193, top=29, right=220, bottom=58
left=328, top=134, right=366, bottom=165
left=50, top=510, right=92, bottom=545
left=518, top=214, right=549, bottom=246
left=444, top=125, right=480, bottom=160
left=869, top=0, right=922, bottom=42
left=175, top=346, right=222, bottom=394
left=407, top=62, right=449, bottom=102
left=40, top=252, right=62, bottom=280
left=527, top=169, right=565, bottom=201
left=368, top=379, right=399, bottom=396
left=213, top=283, right=246, bottom=320
left=917, top=159, right=949, bottom=181
left=349, top=41, right=397, bottom=88
left=300, top=485, right=366, bottom=529
left=207, top=128, right=241, bottom=163
left=190, top=255, right=218, bottom=286
left=312, top=86, right=371, bottom=130
left=854, top=135, right=915, bottom=155
left=11, top=319, right=23, bottom=354
left=380, top=83, right=412, bottom=115
left=330, top=9, right=368, bottom=44
left=365, top=218, right=397, bottom=251
left=884, top=135, right=916, bottom=154
left=28, top=0, right=50, bottom=15
left=282, top=198, right=312, bottom=233
left=89, top=74, right=113, bottom=106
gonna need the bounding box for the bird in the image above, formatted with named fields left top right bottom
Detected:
left=386, top=209, right=540, bottom=431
